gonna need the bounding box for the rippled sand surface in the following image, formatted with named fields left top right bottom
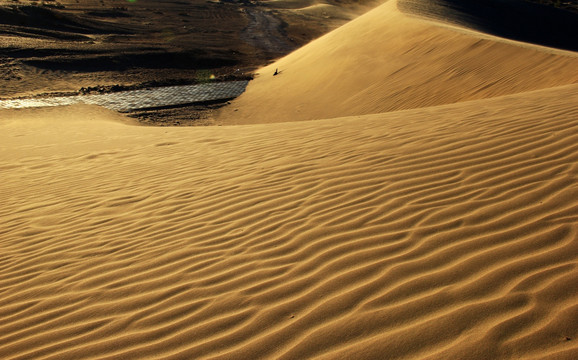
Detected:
left=1, top=0, right=577, bottom=359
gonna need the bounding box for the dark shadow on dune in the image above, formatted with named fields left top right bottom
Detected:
left=398, top=0, right=578, bottom=52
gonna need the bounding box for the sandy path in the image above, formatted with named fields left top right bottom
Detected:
left=1, top=82, right=577, bottom=359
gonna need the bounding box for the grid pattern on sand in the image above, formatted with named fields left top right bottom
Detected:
left=0, top=81, right=249, bottom=112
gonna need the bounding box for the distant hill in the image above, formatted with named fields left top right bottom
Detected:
left=525, top=0, right=578, bottom=13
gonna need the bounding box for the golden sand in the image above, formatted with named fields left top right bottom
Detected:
left=1, top=0, right=577, bottom=359
left=216, top=0, right=578, bottom=124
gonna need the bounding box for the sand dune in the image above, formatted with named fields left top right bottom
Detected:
left=399, top=0, right=578, bottom=52
left=279, top=0, right=376, bottom=21
left=216, top=0, right=578, bottom=124
left=1, top=82, right=578, bottom=358
left=2, top=0, right=578, bottom=358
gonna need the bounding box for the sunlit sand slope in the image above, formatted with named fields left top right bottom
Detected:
left=216, top=0, right=578, bottom=124
left=1, top=83, right=578, bottom=359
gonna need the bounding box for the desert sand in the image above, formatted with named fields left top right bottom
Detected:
left=216, top=0, right=578, bottom=124
left=1, top=0, right=578, bottom=359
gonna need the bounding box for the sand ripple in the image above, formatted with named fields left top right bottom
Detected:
left=1, top=82, right=577, bottom=358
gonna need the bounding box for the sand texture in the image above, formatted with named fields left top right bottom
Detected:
left=1, top=0, right=578, bottom=359
left=1, top=84, right=578, bottom=359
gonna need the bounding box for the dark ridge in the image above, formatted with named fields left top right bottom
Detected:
left=22, top=52, right=240, bottom=72
left=0, top=26, right=92, bottom=41
left=122, top=97, right=236, bottom=113
left=1, top=47, right=155, bottom=59
left=398, top=0, right=578, bottom=52
left=84, top=10, right=132, bottom=18
left=524, top=0, right=578, bottom=14
left=0, top=5, right=134, bottom=35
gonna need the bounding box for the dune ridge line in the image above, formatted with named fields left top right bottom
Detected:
left=216, top=0, right=578, bottom=125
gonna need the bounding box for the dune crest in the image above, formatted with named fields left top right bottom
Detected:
left=1, top=83, right=578, bottom=358
left=216, top=0, right=578, bottom=125
left=398, top=0, right=578, bottom=52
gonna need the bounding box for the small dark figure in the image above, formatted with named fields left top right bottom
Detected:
left=273, top=68, right=279, bottom=76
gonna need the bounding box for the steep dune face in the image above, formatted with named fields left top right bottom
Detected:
left=399, top=0, right=578, bottom=52
left=1, top=84, right=577, bottom=359
left=216, top=0, right=578, bottom=124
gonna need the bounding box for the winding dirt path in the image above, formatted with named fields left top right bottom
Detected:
left=241, top=7, right=296, bottom=55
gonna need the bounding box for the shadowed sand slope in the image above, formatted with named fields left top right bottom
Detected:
left=1, top=83, right=578, bottom=359
left=399, top=0, right=578, bottom=52
left=216, top=0, right=578, bottom=125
